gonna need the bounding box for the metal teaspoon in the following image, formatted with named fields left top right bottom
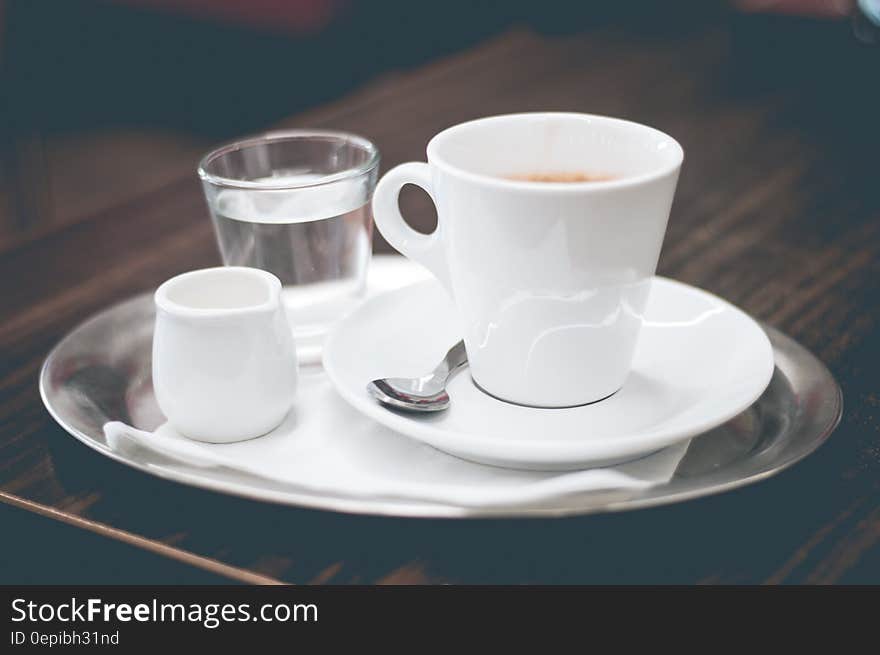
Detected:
left=366, top=341, right=467, bottom=412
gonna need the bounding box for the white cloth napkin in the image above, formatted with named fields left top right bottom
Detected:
left=104, top=371, right=689, bottom=509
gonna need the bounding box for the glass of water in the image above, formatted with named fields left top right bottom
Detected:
left=198, top=130, right=380, bottom=362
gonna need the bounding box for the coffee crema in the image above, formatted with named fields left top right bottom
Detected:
left=505, top=172, right=616, bottom=183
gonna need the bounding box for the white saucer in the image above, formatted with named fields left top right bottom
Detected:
left=323, top=276, right=775, bottom=470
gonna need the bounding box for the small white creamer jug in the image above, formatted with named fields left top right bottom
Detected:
left=153, top=267, right=298, bottom=442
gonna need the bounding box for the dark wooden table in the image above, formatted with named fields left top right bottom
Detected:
left=2, top=19, right=878, bottom=584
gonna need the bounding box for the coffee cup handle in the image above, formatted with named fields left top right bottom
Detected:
left=373, top=162, right=452, bottom=293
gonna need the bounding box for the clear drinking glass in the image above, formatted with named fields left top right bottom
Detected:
left=198, top=130, right=380, bottom=362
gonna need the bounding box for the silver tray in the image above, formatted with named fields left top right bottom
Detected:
left=39, top=292, right=842, bottom=518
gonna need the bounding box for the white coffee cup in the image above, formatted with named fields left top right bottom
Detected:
left=153, top=267, right=298, bottom=442
left=373, top=112, right=683, bottom=407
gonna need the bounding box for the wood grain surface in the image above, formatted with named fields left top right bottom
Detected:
left=1, top=18, right=878, bottom=584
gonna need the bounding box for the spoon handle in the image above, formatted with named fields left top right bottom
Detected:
left=437, top=340, right=468, bottom=383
